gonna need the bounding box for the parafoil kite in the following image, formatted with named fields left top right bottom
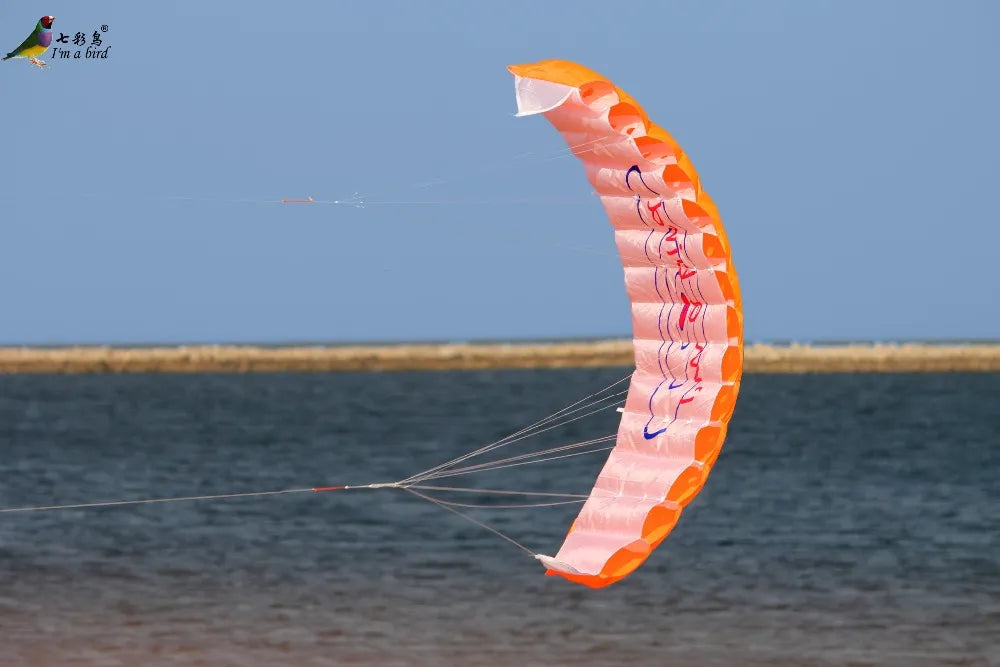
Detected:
left=0, top=59, right=744, bottom=594
left=511, top=60, right=743, bottom=588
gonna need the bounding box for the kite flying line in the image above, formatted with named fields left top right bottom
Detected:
left=0, top=373, right=631, bottom=563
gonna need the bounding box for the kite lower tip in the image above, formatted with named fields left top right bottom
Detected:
left=533, top=554, right=583, bottom=575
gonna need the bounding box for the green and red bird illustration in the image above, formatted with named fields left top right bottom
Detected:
left=3, top=15, right=55, bottom=68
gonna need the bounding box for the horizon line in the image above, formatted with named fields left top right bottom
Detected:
left=2, top=336, right=999, bottom=350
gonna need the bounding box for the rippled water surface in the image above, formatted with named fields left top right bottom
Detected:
left=1, top=370, right=997, bottom=666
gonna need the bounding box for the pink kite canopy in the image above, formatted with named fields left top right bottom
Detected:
left=511, top=60, right=743, bottom=588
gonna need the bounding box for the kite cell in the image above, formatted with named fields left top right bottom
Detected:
left=511, top=60, right=743, bottom=588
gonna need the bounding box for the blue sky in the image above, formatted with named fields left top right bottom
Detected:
left=1, top=1, right=996, bottom=345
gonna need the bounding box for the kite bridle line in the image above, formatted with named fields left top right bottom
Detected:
left=0, top=372, right=631, bottom=560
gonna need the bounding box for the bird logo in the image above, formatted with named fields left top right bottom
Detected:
left=3, top=15, right=55, bottom=68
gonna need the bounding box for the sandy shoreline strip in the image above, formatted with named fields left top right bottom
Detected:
left=1, top=342, right=998, bottom=374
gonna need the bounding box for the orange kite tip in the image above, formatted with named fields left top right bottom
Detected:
left=506, top=59, right=611, bottom=89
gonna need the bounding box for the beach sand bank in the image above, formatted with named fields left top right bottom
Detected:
left=1, top=341, right=998, bottom=374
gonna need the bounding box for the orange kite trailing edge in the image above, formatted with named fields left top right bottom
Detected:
left=510, top=60, right=743, bottom=588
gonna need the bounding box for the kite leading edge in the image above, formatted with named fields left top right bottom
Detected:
left=510, top=59, right=743, bottom=588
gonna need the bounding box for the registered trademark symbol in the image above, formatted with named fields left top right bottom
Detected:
left=101, top=25, right=108, bottom=32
